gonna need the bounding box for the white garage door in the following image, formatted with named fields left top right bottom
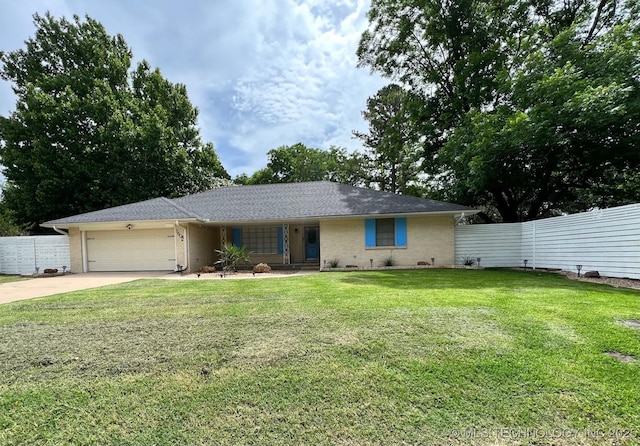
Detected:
left=86, top=229, right=176, bottom=272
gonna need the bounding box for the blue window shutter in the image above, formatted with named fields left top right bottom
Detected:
left=395, top=217, right=407, bottom=247
left=277, top=226, right=284, bottom=254
left=365, top=219, right=376, bottom=248
left=231, top=228, right=242, bottom=247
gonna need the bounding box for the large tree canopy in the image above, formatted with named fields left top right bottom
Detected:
left=237, top=143, right=366, bottom=186
left=354, top=84, right=423, bottom=195
left=0, top=13, right=228, bottom=227
left=358, top=0, right=640, bottom=222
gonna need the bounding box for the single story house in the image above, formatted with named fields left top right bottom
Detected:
left=41, top=181, right=476, bottom=273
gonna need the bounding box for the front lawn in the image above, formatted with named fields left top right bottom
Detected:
left=0, top=270, right=638, bottom=445
left=0, top=275, right=27, bottom=285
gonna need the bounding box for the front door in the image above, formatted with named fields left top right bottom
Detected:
left=304, top=227, right=320, bottom=261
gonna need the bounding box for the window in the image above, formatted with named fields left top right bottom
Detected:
left=365, top=217, right=407, bottom=248
left=307, top=229, right=317, bottom=244
left=375, top=218, right=395, bottom=246
left=232, top=226, right=283, bottom=254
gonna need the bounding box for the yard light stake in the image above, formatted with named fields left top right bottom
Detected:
left=477, top=257, right=481, bottom=267
left=370, top=258, right=373, bottom=268
left=523, top=259, right=528, bottom=270
left=576, top=265, right=582, bottom=277
left=431, top=257, right=435, bottom=267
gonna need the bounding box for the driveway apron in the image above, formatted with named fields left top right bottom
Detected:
left=0, top=272, right=170, bottom=304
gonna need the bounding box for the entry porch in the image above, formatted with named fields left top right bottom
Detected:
left=181, top=222, right=321, bottom=273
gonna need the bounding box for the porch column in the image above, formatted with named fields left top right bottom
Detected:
left=220, top=226, right=227, bottom=247
left=282, top=223, right=290, bottom=264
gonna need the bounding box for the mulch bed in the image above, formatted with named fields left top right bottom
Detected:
left=557, top=270, right=640, bottom=291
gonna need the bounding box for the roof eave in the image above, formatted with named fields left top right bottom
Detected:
left=174, top=209, right=479, bottom=226
left=314, top=210, right=479, bottom=221
left=40, top=218, right=202, bottom=230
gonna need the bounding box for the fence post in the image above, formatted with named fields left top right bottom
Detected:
left=532, top=221, right=536, bottom=270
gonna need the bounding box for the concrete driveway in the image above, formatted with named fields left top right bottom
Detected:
left=0, top=272, right=170, bottom=304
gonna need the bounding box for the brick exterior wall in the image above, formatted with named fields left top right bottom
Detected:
left=68, top=227, right=83, bottom=273
left=319, top=215, right=455, bottom=268
left=186, top=224, right=219, bottom=273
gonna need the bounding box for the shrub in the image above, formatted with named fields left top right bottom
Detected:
left=461, top=255, right=476, bottom=266
left=380, top=256, right=395, bottom=267
left=215, top=243, right=251, bottom=272
left=328, top=259, right=340, bottom=268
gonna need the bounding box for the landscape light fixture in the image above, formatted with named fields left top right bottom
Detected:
left=523, top=259, right=528, bottom=270
left=576, top=265, right=582, bottom=277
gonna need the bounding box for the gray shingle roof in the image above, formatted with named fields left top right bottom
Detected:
left=43, top=181, right=475, bottom=226
left=43, top=197, right=196, bottom=225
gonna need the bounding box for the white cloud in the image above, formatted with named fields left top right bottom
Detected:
left=0, top=0, right=386, bottom=179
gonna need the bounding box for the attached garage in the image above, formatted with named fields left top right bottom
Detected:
left=86, top=228, right=176, bottom=272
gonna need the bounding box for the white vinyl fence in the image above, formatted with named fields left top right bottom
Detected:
left=0, top=236, right=70, bottom=275
left=455, top=203, right=640, bottom=279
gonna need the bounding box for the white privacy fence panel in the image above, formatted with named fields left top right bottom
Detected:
left=456, top=203, right=640, bottom=279
left=0, top=236, right=70, bottom=275
left=454, top=223, right=522, bottom=267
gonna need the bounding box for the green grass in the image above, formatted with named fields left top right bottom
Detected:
left=1, top=269, right=638, bottom=445
left=0, top=275, right=27, bottom=285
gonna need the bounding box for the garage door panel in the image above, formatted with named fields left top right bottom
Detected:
left=87, top=229, right=175, bottom=271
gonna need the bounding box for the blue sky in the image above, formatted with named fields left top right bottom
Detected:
left=0, top=0, right=386, bottom=178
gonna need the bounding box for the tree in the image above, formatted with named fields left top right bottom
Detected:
left=324, top=146, right=368, bottom=187
left=358, top=0, right=640, bottom=222
left=233, top=173, right=251, bottom=185
left=0, top=13, right=228, bottom=227
left=0, top=204, right=29, bottom=236
left=241, top=143, right=366, bottom=186
left=353, top=84, right=422, bottom=194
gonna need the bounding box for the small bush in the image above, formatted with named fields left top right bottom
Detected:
left=215, top=243, right=251, bottom=272
left=461, top=255, right=476, bottom=266
left=328, top=259, right=340, bottom=268
left=380, top=256, right=395, bottom=267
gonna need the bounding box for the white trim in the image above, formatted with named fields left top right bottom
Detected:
left=81, top=230, right=88, bottom=273
left=42, top=212, right=474, bottom=230
left=41, top=218, right=200, bottom=230
left=175, top=222, right=189, bottom=272
left=194, top=211, right=474, bottom=226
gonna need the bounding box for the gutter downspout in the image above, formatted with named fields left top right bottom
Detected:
left=175, top=221, right=188, bottom=273
left=52, top=226, right=68, bottom=236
